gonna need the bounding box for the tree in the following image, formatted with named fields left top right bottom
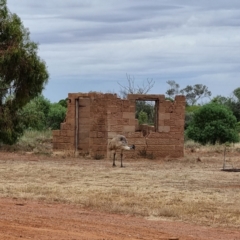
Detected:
left=20, top=96, right=67, bottom=131
left=0, top=0, right=49, bottom=143
left=58, top=98, right=68, bottom=108
left=233, top=87, right=240, bottom=101
left=118, top=74, right=155, bottom=125
left=47, top=103, right=66, bottom=130
left=20, top=96, right=51, bottom=130
left=118, top=74, right=155, bottom=99
left=165, top=80, right=180, bottom=100
left=211, top=90, right=240, bottom=122
left=180, top=84, right=211, bottom=106
left=186, top=103, right=239, bottom=144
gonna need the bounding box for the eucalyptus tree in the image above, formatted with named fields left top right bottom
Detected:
left=0, top=0, right=49, bottom=144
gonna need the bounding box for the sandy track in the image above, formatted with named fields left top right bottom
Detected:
left=0, top=198, right=240, bottom=240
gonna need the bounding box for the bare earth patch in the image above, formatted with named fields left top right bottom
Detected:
left=0, top=149, right=240, bottom=239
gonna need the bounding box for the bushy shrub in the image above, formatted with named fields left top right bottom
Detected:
left=237, top=122, right=240, bottom=133
left=47, top=103, right=66, bottom=130
left=186, top=103, right=239, bottom=144
left=20, top=96, right=50, bottom=130
left=138, top=110, right=148, bottom=124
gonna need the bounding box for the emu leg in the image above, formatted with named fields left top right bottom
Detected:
left=113, top=152, right=116, bottom=167
left=120, top=153, right=123, bottom=167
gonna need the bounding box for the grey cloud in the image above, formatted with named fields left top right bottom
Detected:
left=6, top=0, right=240, bottom=102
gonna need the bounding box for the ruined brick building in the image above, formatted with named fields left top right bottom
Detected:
left=52, top=92, right=185, bottom=158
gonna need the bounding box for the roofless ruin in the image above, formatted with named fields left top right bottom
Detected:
left=52, top=92, right=185, bottom=159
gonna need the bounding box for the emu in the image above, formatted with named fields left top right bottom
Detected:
left=108, top=135, right=135, bottom=167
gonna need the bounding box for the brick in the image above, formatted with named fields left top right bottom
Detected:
left=91, top=145, right=107, bottom=152
left=60, top=130, right=67, bottom=136
left=123, top=126, right=135, bottom=132
left=158, top=120, right=164, bottom=126
left=127, top=137, right=146, bottom=145
left=163, top=119, right=175, bottom=126
left=53, top=142, right=60, bottom=149
left=79, top=110, right=90, bottom=117
left=146, top=138, right=170, bottom=145
left=159, top=106, right=166, bottom=113
left=169, top=133, right=184, bottom=140
left=168, top=150, right=184, bottom=158
left=147, top=145, right=175, bottom=152
left=108, top=107, right=118, bottom=113
left=159, top=113, right=170, bottom=120
left=158, top=126, right=170, bottom=132
left=79, top=98, right=91, bottom=105
left=66, top=130, right=75, bottom=137
left=122, top=100, right=130, bottom=108
left=97, top=131, right=106, bottom=138
left=124, top=132, right=143, bottom=138
left=128, top=119, right=136, bottom=126
left=52, top=130, right=60, bottom=136
left=175, top=145, right=184, bottom=152
left=62, top=136, right=70, bottom=143
left=171, top=126, right=184, bottom=132
left=107, top=132, right=122, bottom=139
left=129, top=106, right=135, bottom=112
left=134, top=145, right=147, bottom=151
left=108, top=112, right=123, bottom=119
left=104, top=93, right=118, bottom=99
left=174, top=95, right=186, bottom=102
left=92, top=125, right=106, bottom=131
left=123, top=112, right=135, bottom=119
left=169, top=139, right=184, bottom=145
left=78, top=118, right=90, bottom=125
left=78, top=144, right=89, bottom=150
left=90, top=131, right=98, bottom=138
left=109, top=125, right=123, bottom=132
left=79, top=131, right=89, bottom=139
left=150, top=151, right=171, bottom=158
left=109, top=119, right=117, bottom=125
left=93, top=138, right=107, bottom=145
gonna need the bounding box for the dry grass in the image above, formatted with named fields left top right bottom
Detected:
left=0, top=147, right=240, bottom=229
left=0, top=130, right=52, bottom=154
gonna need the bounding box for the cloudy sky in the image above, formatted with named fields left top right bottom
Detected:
left=7, top=0, right=240, bottom=102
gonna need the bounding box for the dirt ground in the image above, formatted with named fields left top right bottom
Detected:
left=0, top=198, right=240, bottom=240
left=1, top=151, right=240, bottom=240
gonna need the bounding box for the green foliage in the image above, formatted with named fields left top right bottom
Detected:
left=47, top=103, right=66, bottom=130
left=20, top=96, right=67, bottom=131
left=166, top=80, right=180, bottom=99
left=185, top=106, right=201, bottom=129
left=58, top=98, right=68, bottom=108
left=211, top=91, right=240, bottom=122
left=20, top=96, right=50, bottom=130
left=138, top=110, right=148, bottom=124
left=185, top=111, right=194, bottom=129
left=186, top=103, right=239, bottom=144
left=136, top=101, right=154, bottom=125
left=165, top=81, right=212, bottom=106
left=185, top=105, right=201, bottom=112
left=0, top=102, right=23, bottom=144
left=0, top=1, right=49, bottom=144
left=180, top=84, right=211, bottom=106
left=237, top=122, right=240, bottom=133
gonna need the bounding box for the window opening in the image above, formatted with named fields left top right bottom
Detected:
left=135, top=100, right=158, bottom=135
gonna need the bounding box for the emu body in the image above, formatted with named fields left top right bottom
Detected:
left=108, top=135, right=135, bottom=167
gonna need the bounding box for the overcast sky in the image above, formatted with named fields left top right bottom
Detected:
left=7, top=0, right=240, bottom=102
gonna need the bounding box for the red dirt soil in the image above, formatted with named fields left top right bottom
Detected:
left=0, top=198, right=240, bottom=240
